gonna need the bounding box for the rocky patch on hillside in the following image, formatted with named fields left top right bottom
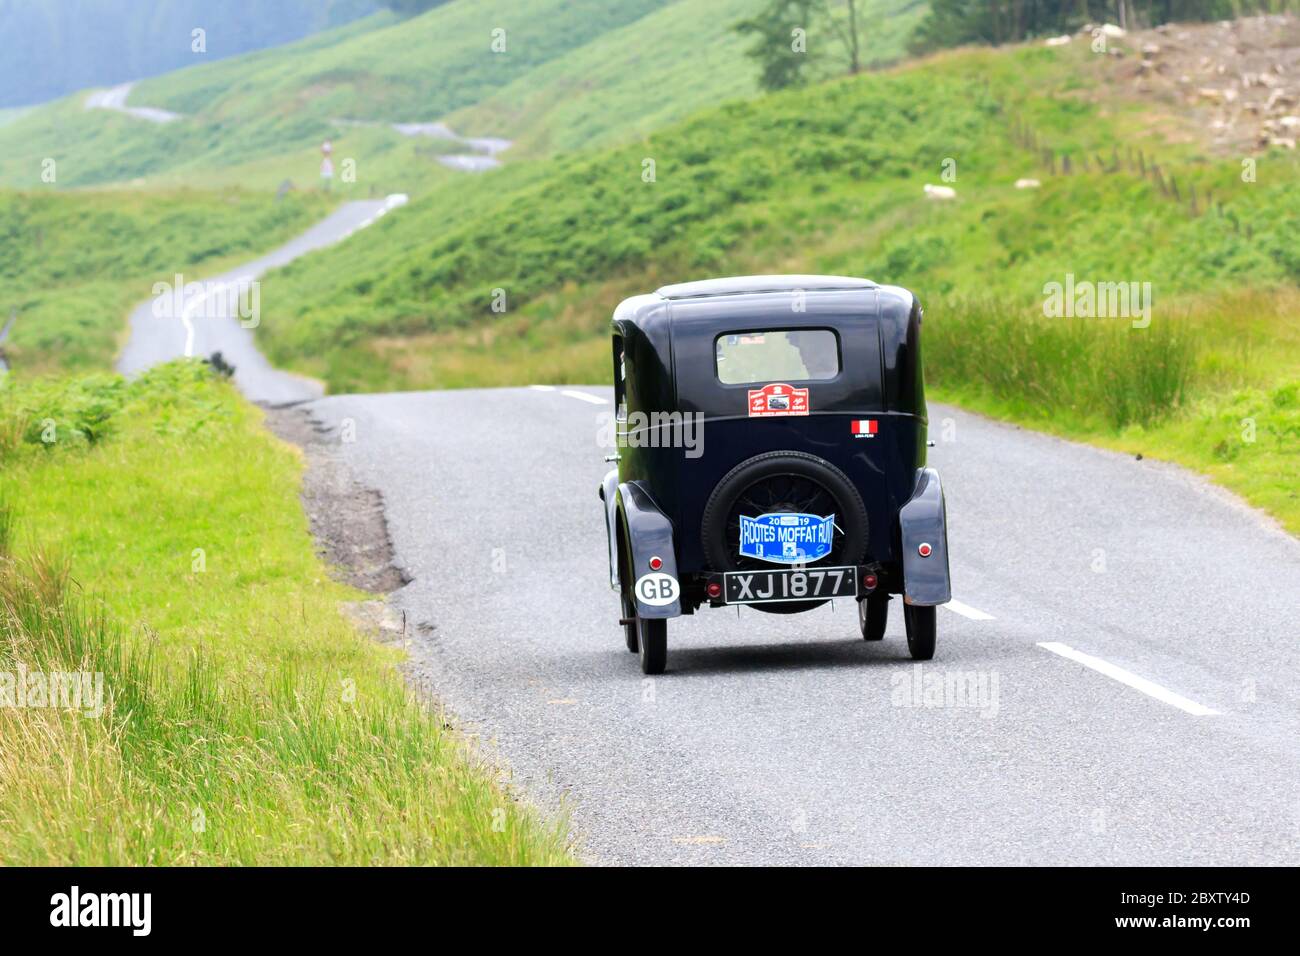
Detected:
left=1107, top=15, right=1299, bottom=153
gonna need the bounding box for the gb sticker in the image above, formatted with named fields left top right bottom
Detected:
left=635, top=572, right=679, bottom=607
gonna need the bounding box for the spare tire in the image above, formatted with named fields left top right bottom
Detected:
left=701, top=451, right=869, bottom=613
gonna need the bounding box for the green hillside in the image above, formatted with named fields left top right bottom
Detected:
left=259, top=40, right=1299, bottom=384
left=448, top=0, right=928, bottom=159
left=253, top=36, right=1300, bottom=530
left=0, top=189, right=333, bottom=373
left=0, top=0, right=669, bottom=190
left=0, top=0, right=922, bottom=191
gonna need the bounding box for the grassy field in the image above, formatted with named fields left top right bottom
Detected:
left=0, top=188, right=333, bottom=374
left=0, top=362, right=571, bottom=865
left=250, top=38, right=1298, bottom=532
left=0, top=1, right=923, bottom=192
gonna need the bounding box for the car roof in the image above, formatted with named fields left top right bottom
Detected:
left=612, top=276, right=912, bottom=339
left=655, top=274, right=877, bottom=301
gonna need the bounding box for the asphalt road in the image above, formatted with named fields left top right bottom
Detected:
left=84, top=82, right=181, bottom=123
left=116, top=197, right=400, bottom=404
left=302, top=385, right=1300, bottom=866
left=115, top=213, right=1300, bottom=866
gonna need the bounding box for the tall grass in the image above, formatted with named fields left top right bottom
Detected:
left=0, top=364, right=572, bottom=865
left=923, top=286, right=1300, bottom=534
left=0, top=560, right=565, bottom=865
left=0, top=497, right=12, bottom=558
left=925, top=299, right=1198, bottom=429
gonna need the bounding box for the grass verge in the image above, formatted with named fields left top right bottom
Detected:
left=0, top=362, right=571, bottom=865
left=924, top=287, right=1300, bottom=536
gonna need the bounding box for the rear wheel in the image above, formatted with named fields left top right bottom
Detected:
left=621, top=593, right=638, bottom=652
left=638, top=617, right=667, bottom=674
left=903, top=604, right=936, bottom=660
left=616, top=532, right=638, bottom=652
left=859, top=594, right=889, bottom=641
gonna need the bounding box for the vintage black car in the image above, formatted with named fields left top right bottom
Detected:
left=599, top=275, right=951, bottom=674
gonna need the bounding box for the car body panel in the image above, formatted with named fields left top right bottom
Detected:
left=614, top=480, right=682, bottom=619
left=606, top=274, right=945, bottom=613
left=898, top=467, right=952, bottom=606
left=599, top=467, right=621, bottom=591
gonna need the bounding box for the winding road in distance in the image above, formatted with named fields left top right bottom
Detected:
left=121, top=211, right=1300, bottom=866
left=116, top=197, right=400, bottom=403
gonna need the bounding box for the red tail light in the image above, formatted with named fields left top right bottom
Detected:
left=706, top=582, right=722, bottom=599
left=649, top=556, right=663, bottom=570
left=862, top=573, right=878, bottom=591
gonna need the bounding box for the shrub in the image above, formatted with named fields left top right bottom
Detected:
left=0, top=360, right=228, bottom=457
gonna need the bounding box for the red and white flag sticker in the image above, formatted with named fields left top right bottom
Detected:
left=851, top=419, right=878, bottom=437
left=748, top=383, right=809, bottom=417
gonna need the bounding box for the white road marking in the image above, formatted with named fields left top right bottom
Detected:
left=180, top=275, right=256, bottom=357
left=944, top=599, right=995, bottom=620
left=1037, top=641, right=1220, bottom=716
left=180, top=289, right=211, bottom=358
left=528, top=384, right=555, bottom=392
left=561, top=389, right=607, bottom=404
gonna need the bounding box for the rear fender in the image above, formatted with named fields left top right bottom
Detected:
left=899, top=467, right=952, bottom=606
left=599, top=468, right=621, bottom=591
left=616, top=482, right=682, bottom=619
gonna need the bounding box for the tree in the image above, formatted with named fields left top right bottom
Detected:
left=735, top=0, right=818, bottom=91
left=735, top=0, right=867, bottom=91
left=833, top=0, right=863, bottom=74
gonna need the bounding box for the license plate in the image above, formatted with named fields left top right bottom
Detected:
left=722, top=566, right=858, bottom=605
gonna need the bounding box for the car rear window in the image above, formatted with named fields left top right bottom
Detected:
left=714, top=329, right=840, bottom=385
